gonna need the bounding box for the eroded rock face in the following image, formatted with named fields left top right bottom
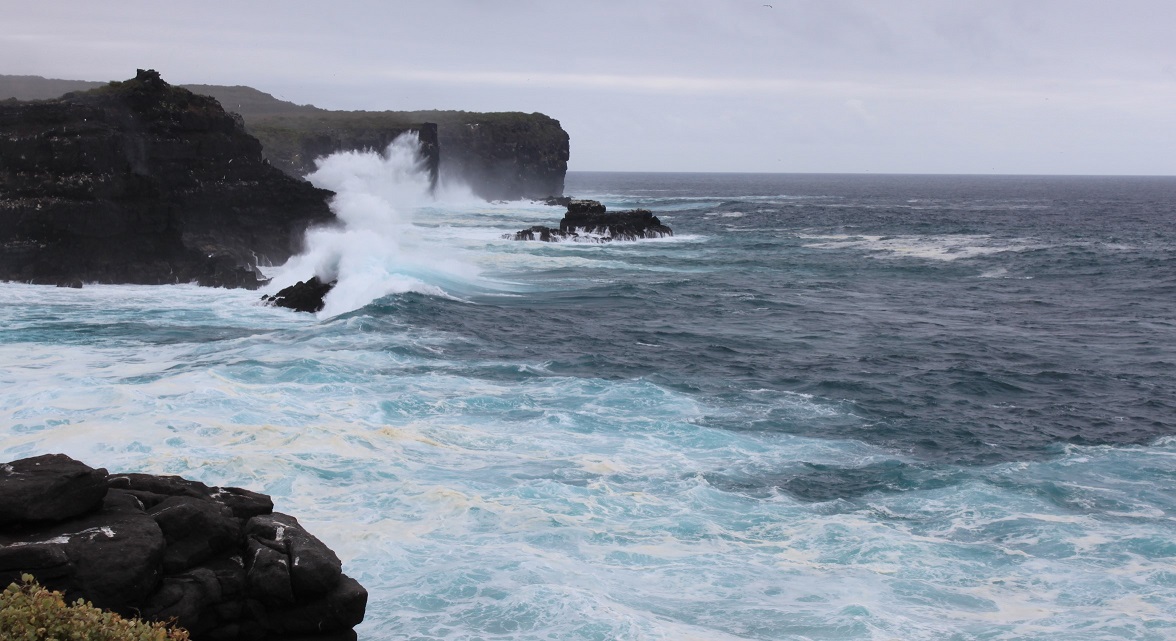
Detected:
left=0, top=69, right=335, bottom=289
left=0, top=454, right=366, bottom=641
left=511, top=199, right=673, bottom=242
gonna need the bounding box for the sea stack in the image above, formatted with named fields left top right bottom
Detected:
left=511, top=199, right=673, bottom=242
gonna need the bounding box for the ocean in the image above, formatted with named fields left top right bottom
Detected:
left=3, top=142, right=1176, bottom=640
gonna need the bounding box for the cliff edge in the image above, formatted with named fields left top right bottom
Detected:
left=187, top=86, right=568, bottom=202
left=0, top=76, right=570, bottom=202
left=0, top=70, right=335, bottom=288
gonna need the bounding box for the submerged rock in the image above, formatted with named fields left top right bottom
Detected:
left=261, top=276, right=336, bottom=313
left=0, top=69, right=335, bottom=289
left=0, top=454, right=366, bottom=641
left=510, top=199, right=673, bottom=242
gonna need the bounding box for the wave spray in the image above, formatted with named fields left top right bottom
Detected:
left=267, top=133, right=479, bottom=317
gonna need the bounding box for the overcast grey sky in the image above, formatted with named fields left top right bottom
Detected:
left=5, top=1, right=1175, bottom=174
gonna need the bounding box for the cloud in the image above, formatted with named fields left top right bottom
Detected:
left=2, top=0, right=1175, bottom=174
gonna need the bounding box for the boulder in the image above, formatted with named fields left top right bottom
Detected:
left=261, top=276, right=336, bottom=313
left=0, top=489, right=166, bottom=612
left=0, top=453, right=108, bottom=523
left=0, top=454, right=365, bottom=640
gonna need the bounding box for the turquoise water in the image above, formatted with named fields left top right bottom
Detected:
left=2, top=162, right=1176, bottom=640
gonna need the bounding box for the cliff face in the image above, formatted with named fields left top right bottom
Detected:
left=244, top=115, right=440, bottom=188
left=428, top=111, right=569, bottom=201
left=178, top=85, right=568, bottom=201
left=1, top=74, right=572, bottom=202
left=0, top=70, right=334, bottom=288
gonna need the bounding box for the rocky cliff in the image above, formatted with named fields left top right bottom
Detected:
left=188, top=86, right=568, bottom=201
left=0, top=70, right=335, bottom=288
left=0, top=75, right=570, bottom=202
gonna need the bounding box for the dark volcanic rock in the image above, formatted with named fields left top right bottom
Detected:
left=3, top=74, right=570, bottom=203
left=539, top=196, right=572, bottom=208
left=0, top=453, right=108, bottom=522
left=565, top=199, right=606, bottom=216
left=510, top=199, right=673, bottom=242
left=0, top=453, right=366, bottom=641
left=0, top=488, right=167, bottom=612
left=434, top=113, right=569, bottom=201
left=261, top=276, right=336, bottom=313
left=0, top=69, right=335, bottom=289
left=248, top=120, right=440, bottom=191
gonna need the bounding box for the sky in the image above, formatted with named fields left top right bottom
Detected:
left=4, top=0, right=1176, bottom=174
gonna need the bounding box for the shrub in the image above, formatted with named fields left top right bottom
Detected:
left=0, top=575, right=189, bottom=641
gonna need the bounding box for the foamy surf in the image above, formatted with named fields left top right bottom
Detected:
left=264, top=133, right=483, bottom=317
left=800, top=233, right=1047, bottom=261
left=6, top=172, right=1176, bottom=640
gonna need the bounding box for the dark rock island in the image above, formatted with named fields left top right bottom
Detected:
left=0, top=453, right=365, bottom=640
left=0, top=70, right=335, bottom=288
left=261, top=276, right=337, bottom=313
left=512, top=199, right=673, bottom=242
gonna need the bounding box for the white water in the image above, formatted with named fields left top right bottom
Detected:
left=6, top=169, right=1176, bottom=640
left=267, top=133, right=483, bottom=317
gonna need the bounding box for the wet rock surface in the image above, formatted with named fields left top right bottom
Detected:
left=0, top=454, right=365, bottom=641
left=261, top=276, right=336, bottom=313
left=511, top=199, right=673, bottom=242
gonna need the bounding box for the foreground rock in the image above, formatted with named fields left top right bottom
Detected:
left=0, top=454, right=365, bottom=641
left=0, top=69, right=335, bottom=288
left=261, top=276, right=336, bottom=313
left=511, top=199, right=673, bottom=242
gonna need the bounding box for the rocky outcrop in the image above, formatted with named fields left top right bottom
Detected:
left=0, top=454, right=366, bottom=641
left=511, top=199, right=673, bottom=242
left=0, top=69, right=335, bottom=288
left=261, top=276, right=336, bottom=313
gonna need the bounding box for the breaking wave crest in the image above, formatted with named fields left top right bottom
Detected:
left=266, top=133, right=480, bottom=317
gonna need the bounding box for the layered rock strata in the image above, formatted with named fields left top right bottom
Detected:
left=0, top=69, right=335, bottom=288
left=511, top=199, right=673, bottom=242
left=0, top=453, right=366, bottom=641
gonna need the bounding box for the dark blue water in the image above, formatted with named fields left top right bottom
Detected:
left=6, top=170, right=1176, bottom=639
left=399, top=173, right=1176, bottom=474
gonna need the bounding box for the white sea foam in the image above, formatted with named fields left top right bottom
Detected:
left=801, top=233, right=1047, bottom=261
left=3, top=281, right=1176, bottom=639
left=265, top=133, right=482, bottom=317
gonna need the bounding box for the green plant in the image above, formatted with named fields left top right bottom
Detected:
left=0, top=575, right=189, bottom=641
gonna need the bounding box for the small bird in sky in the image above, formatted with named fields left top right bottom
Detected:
left=763, top=4, right=773, bottom=7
